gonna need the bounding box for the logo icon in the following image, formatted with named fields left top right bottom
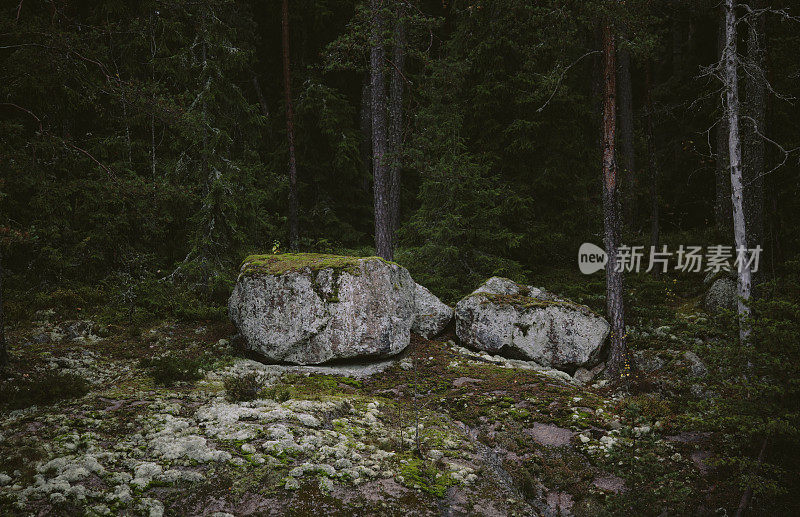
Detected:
left=578, top=243, right=607, bottom=274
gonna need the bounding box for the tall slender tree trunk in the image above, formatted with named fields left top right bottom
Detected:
left=715, top=7, right=733, bottom=237
left=370, top=0, right=392, bottom=260
left=151, top=113, right=156, bottom=178
left=200, top=36, right=213, bottom=274
left=645, top=62, right=660, bottom=277
left=743, top=5, right=765, bottom=290
left=602, top=25, right=628, bottom=379
left=122, top=88, right=132, bottom=165
left=618, top=48, right=636, bottom=232
left=388, top=2, right=405, bottom=249
left=0, top=250, right=7, bottom=368
left=201, top=40, right=208, bottom=185
left=281, top=0, right=299, bottom=250
left=360, top=73, right=372, bottom=194
left=150, top=15, right=157, bottom=179
left=724, top=0, right=752, bottom=344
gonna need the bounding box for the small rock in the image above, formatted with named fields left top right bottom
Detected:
left=573, top=367, right=594, bottom=384
left=683, top=351, right=708, bottom=378
left=705, top=277, right=737, bottom=315
left=524, top=423, right=574, bottom=448
left=452, top=377, right=482, bottom=387
left=593, top=475, right=626, bottom=493
left=411, top=283, right=453, bottom=338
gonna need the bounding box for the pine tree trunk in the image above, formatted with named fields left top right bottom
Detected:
left=602, top=25, right=628, bottom=379
left=715, top=8, right=733, bottom=237
left=150, top=13, right=158, bottom=179
left=618, top=48, right=636, bottom=232
left=282, top=0, right=299, bottom=250
left=0, top=250, right=7, bottom=368
left=370, top=0, right=392, bottom=260
left=122, top=89, right=132, bottom=165
left=360, top=73, right=372, bottom=193
left=388, top=2, right=405, bottom=250
left=645, top=62, right=660, bottom=277
left=724, top=0, right=752, bottom=344
left=743, top=5, right=765, bottom=289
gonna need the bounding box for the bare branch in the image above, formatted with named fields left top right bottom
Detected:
left=536, top=50, right=600, bottom=113
left=0, top=102, right=43, bottom=131
left=741, top=115, right=800, bottom=182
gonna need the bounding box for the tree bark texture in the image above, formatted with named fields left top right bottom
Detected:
left=724, top=0, right=753, bottom=344
left=0, top=250, right=7, bottom=368
left=370, top=0, right=392, bottom=260
left=602, top=25, right=628, bottom=379
left=388, top=2, right=405, bottom=249
left=715, top=7, right=733, bottom=237
left=282, top=0, right=299, bottom=250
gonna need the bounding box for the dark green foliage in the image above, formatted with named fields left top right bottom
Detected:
left=262, top=385, right=293, bottom=403
left=0, top=372, right=89, bottom=410
left=701, top=261, right=800, bottom=513
left=223, top=372, right=263, bottom=402
left=140, top=354, right=205, bottom=386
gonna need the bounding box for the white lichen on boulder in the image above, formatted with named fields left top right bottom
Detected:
left=228, top=253, right=452, bottom=364
left=455, top=277, right=610, bottom=371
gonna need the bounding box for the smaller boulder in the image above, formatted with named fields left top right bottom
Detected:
left=455, top=277, right=610, bottom=372
left=682, top=351, right=708, bottom=378
left=705, top=276, right=737, bottom=315
left=411, top=283, right=453, bottom=339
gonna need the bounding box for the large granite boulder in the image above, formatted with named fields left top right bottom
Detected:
left=228, top=253, right=451, bottom=364
left=704, top=276, right=737, bottom=315
left=455, top=277, right=609, bottom=372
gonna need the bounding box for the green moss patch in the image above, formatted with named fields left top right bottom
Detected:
left=239, top=253, right=392, bottom=277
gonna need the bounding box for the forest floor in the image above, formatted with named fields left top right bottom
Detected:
left=0, top=281, right=727, bottom=516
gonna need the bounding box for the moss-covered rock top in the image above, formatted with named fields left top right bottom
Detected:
left=477, top=292, right=596, bottom=315
left=462, top=277, right=598, bottom=316
left=239, top=253, right=391, bottom=276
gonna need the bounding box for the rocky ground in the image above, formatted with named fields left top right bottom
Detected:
left=1, top=311, right=718, bottom=516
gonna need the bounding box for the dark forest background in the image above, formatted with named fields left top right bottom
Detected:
left=2, top=0, right=799, bottom=309
left=2, top=1, right=800, bottom=513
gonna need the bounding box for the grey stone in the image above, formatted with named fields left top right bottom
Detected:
left=573, top=367, right=594, bottom=384
left=683, top=351, right=708, bottom=378
left=229, top=255, right=450, bottom=365
left=411, top=283, right=453, bottom=339
left=524, top=422, right=574, bottom=447
left=455, top=277, right=609, bottom=371
left=705, top=277, right=737, bottom=315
